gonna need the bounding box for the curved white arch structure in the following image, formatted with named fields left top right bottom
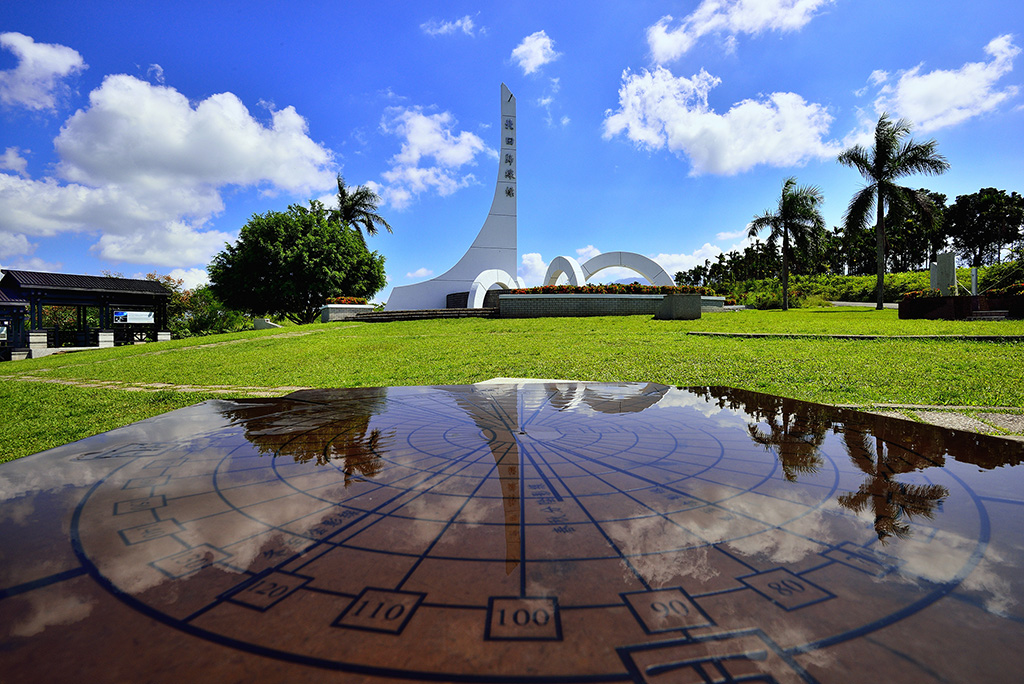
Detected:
left=543, top=256, right=586, bottom=286
left=580, top=251, right=674, bottom=287
left=386, top=85, right=517, bottom=310
left=468, top=269, right=523, bottom=308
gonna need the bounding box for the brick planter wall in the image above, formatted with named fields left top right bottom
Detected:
left=898, top=295, right=1024, bottom=319
left=498, top=294, right=719, bottom=318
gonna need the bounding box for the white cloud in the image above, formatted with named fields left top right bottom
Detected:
left=167, top=267, right=209, bottom=290
left=647, top=0, right=834, bottom=64
left=55, top=75, right=333, bottom=193
left=511, top=30, right=561, bottom=75
left=146, top=63, right=165, bottom=84
left=715, top=228, right=750, bottom=241
left=873, top=34, right=1021, bottom=132
left=2, top=255, right=62, bottom=272
left=0, top=73, right=336, bottom=269
left=421, top=15, right=476, bottom=37
left=0, top=32, right=86, bottom=111
left=372, top=106, right=494, bottom=209
left=518, top=253, right=548, bottom=286
left=406, top=267, right=433, bottom=279
left=0, top=232, right=34, bottom=259
left=868, top=69, right=889, bottom=85
left=93, top=221, right=233, bottom=266
left=576, top=244, right=601, bottom=260
left=603, top=66, right=838, bottom=175
left=1, top=147, right=29, bottom=176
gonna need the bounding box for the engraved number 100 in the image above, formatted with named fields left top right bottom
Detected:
left=498, top=608, right=550, bottom=627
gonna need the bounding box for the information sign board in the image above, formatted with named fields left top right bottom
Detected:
left=113, top=311, right=155, bottom=325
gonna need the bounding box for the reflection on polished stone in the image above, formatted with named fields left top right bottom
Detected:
left=1, top=382, right=1023, bottom=683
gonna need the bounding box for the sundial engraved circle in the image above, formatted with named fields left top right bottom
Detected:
left=68, top=385, right=990, bottom=682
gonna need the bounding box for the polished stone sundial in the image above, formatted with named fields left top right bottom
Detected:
left=1, top=382, right=1022, bottom=683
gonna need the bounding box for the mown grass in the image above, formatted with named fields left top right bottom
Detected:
left=0, top=383, right=215, bottom=462
left=2, top=308, right=1022, bottom=461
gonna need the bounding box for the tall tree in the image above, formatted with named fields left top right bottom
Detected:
left=948, top=188, right=1024, bottom=267
left=209, top=200, right=386, bottom=324
left=747, top=177, right=825, bottom=310
left=331, top=174, right=392, bottom=244
left=885, top=189, right=948, bottom=272
left=838, top=114, right=949, bottom=309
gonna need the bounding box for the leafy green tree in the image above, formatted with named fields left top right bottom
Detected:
left=948, top=188, right=1024, bottom=267
left=838, top=114, right=949, bottom=309
left=747, top=177, right=826, bottom=310
left=146, top=273, right=249, bottom=338
left=208, top=200, right=387, bottom=324
left=331, top=174, right=392, bottom=244
left=884, top=189, right=947, bottom=272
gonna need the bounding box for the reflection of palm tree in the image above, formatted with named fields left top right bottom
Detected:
left=836, top=429, right=948, bottom=542
left=745, top=396, right=828, bottom=482
left=220, top=389, right=392, bottom=485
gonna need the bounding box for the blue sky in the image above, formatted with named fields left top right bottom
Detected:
left=1, top=0, right=1021, bottom=302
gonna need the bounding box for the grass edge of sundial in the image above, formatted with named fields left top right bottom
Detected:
left=2, top=308, right=1023, bottom=462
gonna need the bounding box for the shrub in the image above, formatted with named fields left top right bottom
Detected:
left=902, top=289, right=943, bottom=300
left=799, top=294, right=833, bottom=308
left=325, top=296, right=368, bottom=305
left=509, top=283, right=715, bottom=296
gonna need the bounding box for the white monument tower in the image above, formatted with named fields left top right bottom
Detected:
left=385, top=84, right=522, bottom=311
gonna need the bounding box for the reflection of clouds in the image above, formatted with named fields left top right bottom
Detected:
left=0, top=401, right=234, bottom=503
left=0, top=494, right=35, bottom=525
left=685, top=485, right=839, bottom=565
left=8, top=587, right=94, bottom=638
left=889, top=530, right=1017, bottom=616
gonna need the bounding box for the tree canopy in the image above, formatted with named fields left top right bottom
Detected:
left=208, top=201, right=386, bottom=324
left=948, top=188, right=1024, bottom=267
left=747, top=177, right=825, bottom=310
left=837, top=113, right=949, bottom=309
left=331, top=174, right=392, bottom=244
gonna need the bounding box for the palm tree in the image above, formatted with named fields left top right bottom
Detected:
left=837, top=114, right=949, bottom=309
left=331, top=174, right=392, bottom=244
left=748, top=177, right=825, bottom=310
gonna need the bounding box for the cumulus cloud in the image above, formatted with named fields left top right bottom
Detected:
left=371, top=106, right=494, bottom=209
left=0, top=232, right=34, bottom=259
left=0, top=72, right=336, bottom=267
left=167, top=267, right=209, bottom=290
left=511, top=30, right=561, bottom=75
left=406, top=267, right=433, bottom=279
left=421, top=15, right=477, bottom=37
left=648, top=0, right=834, bottom=63
left=519, top=253, right=548, bottom=286
left=603, top=66, right=838, bottom=175
left=1, top=147, right=29, bottom=176
left=0, top=32, right=86, bottom=110
left=872, top=34, right=1021, bottom=132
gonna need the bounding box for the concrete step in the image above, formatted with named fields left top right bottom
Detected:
left=355, top=308, right=498, bottom=323
left=966, top=310, right=1009, bottom=321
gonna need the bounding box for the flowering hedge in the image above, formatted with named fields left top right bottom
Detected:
left=901, top=289, right=943, bottom=300
left=988, top=282, right=1024, bottom=297
left=508, top=283, right=715, bottom=296
left=325, top=296, right=368, bottom=305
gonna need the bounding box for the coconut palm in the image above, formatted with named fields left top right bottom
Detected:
left=747, top=177, right=825, bottom=310
left=837, top=114, right=949, bottom=309
left=331, top=174, right=392, bottom=244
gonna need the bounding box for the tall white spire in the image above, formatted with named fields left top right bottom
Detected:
left=385, top=84, right=519, bottom=310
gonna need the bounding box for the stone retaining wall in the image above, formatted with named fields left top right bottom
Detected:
left=498, top=294, right=720, bottom=318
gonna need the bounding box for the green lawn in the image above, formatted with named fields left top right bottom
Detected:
left=3, top=307, right=1022, bottom=461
